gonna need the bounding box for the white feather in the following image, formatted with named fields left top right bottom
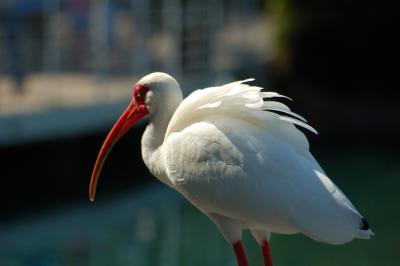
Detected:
left=278, top=116, right=318, bottom=134
left=138, top=73, right=373, bottom=247
left=163, top=117, right=367, bottom=244
left=164, top=79, right=316, bottom=141
left=262, top=101, right=308, bottom=122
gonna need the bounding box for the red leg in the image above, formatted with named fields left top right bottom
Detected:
left=233, top=241, right=249, bottom=266
left=261, top=239, right=273, bottom=266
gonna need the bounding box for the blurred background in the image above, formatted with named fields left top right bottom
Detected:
left=0, top=0, right=398, bottom=265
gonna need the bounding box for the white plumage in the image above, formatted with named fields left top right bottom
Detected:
left=156, top=74, right=372, bottom=243
left=90, top=72, right=373, bottom=266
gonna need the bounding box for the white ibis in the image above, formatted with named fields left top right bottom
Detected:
left=89, top=72, right=373, bottom=266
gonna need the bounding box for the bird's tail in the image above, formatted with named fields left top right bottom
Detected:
left=356, top=229, right=374, bottom=239
left=355, top=218, right=374, bottom=239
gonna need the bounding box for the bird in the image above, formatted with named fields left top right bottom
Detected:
left=89, top=72, right=374, bottom=266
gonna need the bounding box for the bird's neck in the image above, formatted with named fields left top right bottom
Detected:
left=141, top=103, right=179, bottom=187
left=141, top=119, right=166, bottom=161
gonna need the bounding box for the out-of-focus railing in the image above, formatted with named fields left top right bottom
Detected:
left=0, top=0, right=269, bottom=145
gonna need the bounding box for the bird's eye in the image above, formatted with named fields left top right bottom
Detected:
left=133, top=84, right=149, bottom=104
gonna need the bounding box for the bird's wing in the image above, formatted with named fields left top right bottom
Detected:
left=164, top=79, right=316, bottom=157
left=161, top=80, right=368, bottom=244
left=163, top=118, right=365, bottom=244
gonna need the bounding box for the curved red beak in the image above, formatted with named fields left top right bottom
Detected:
left=89, top=100, right=148, bottom=201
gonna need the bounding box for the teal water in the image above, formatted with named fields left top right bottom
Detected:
left=0, top=152, right=397, bottom=266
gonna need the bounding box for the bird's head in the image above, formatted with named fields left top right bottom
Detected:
left=89, top=72, right=182, bottom=201
left=136, top=72, right=182, bottom=116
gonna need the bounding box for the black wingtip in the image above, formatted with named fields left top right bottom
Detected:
left=361, top=218, right=370, bottom=230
